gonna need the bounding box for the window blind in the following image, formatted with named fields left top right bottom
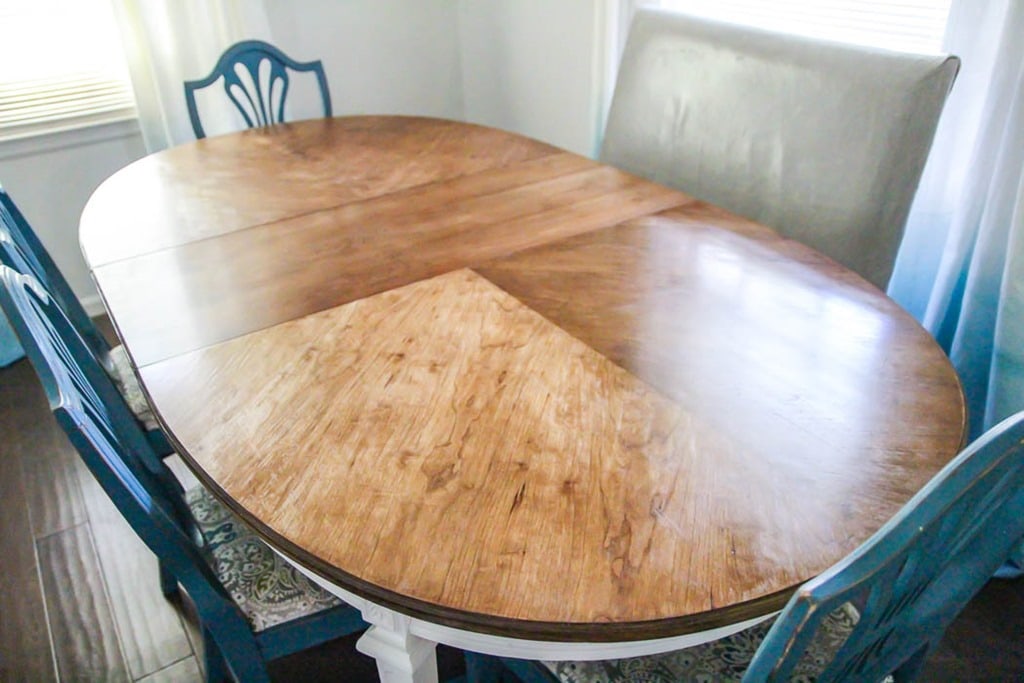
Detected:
left=0, top=0, right=136, bottom=140
left=654, top=0, right=953, bottom=53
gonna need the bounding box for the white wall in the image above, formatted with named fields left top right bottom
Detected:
left=265, top=0, right=465, bottom=120
left=458, top=0, right=610, bottom=156
left=0, top=121, right=147, bottom=313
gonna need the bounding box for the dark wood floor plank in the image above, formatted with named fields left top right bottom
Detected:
left=924, top=577, right=1024, bottom=679
left=0, top=361, right=57, bottom=683
left=36, top=523, right=130, bottom=682
left=8, top=360, right=87, bottom=538
left=74, top=457, right=194, bottom=679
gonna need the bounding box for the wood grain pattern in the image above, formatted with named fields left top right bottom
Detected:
left=0, top=323, right=1008, bottom=680
left=144, top=270, right=725, bottom=631
left=81, top=116, right=968, bottom=643
left=476, top=206, right=966, bottom=510
left=73, top=456, right=194, bottom=679
left=4, top=317, right=192, bottom=680
left=0, top=361, right=58, bottom=683
left=138, top=265, right=961, bottom=639
left=92, top=151, right=690, bottom=367
left=14, top=369, right=87, bottom=537
left=37, top=523, right=130, bottom=682
left=80, top=116, right=561, bottom=267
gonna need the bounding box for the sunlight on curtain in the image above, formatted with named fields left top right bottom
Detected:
left=110, top=0, right=272, bottom=151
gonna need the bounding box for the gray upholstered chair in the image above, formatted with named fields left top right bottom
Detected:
left=601, top=8, right=959, bottom=289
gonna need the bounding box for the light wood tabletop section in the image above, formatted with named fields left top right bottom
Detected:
left=80, top=116, right=966, bottom=643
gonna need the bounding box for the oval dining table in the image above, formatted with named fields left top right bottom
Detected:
left=80, top=116, right=966, bottom=682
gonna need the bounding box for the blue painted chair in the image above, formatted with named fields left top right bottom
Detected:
left=0, top=266, right=368, bottom=683
left=465, top=411, right=1024, bottom=682
left=0, top=185, right=171, bottom=455
left=184, top=39, right=332, bottom=139
left=0, top=309, right=23, bottom=366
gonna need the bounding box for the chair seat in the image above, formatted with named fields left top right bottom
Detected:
left=185, top=485, right=344, bottom=632
left=108, top=345, right=158, bottom=429
left=542, top=605, right=857, bottom=683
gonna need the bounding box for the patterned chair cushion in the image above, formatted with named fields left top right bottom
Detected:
left=108, top=345, right=159, bottom=430
left=543, top=605, right=859, bottom=683
left=185, top=485, right=344, bottom=632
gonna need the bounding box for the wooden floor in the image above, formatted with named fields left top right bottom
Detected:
left=1, top=348, right=1023, bottom=682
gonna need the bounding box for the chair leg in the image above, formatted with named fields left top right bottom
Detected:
left=145, top=425, right=175, bottom=457
left=207, top=621, right=272, bottom=683
left=892, top=643, right=933, bottom=682
left=465, top=651, right=513, bottom=683
left=158, top=560, right=179, bottom=599
left=202, top=628, right=229, bottom=683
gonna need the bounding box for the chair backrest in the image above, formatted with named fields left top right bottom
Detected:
left=743, top=411, right=1024, bottom=682
left=0, top=184, right=112, bottom=366
left=184, top=39, right=332, bottom=139
left=603, top=9, right=959, bottom=289
left=0, top=266, right=237, bottom=618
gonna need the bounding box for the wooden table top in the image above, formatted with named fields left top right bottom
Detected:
left=80, top=116, right=966, bottom=642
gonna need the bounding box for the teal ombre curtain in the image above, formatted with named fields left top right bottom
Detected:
left=888, top=0, right=1024, bottom=575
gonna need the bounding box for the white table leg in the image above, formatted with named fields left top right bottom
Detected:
left=356, top=608, right=439, bottom=683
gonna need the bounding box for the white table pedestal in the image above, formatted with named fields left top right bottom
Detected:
left=357, top=617, right=439, bottom=683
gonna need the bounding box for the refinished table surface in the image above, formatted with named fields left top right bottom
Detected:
left=80, top=115, right=966, bottom=645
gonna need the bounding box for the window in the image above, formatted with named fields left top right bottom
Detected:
left=653, top=0, right=954, bottom=54
left=0, top=0, right=136, bottom=141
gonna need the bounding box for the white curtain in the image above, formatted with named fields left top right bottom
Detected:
left=110, top=0, right=272, bottom=152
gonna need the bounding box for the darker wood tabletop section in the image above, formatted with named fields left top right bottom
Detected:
left=87, top=121, right=690, bottom=367
left=80, top=116, right=563, bottom=266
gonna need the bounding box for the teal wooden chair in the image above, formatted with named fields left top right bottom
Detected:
left=184, top=39, right=332, bottom=139
left=0, top=184, right=171, bottom=455
left=1, top=307, right=23, bottom=366
left=466, top=411, right=1024, bottom=682
left=0, top=266, right=368, bottom=683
